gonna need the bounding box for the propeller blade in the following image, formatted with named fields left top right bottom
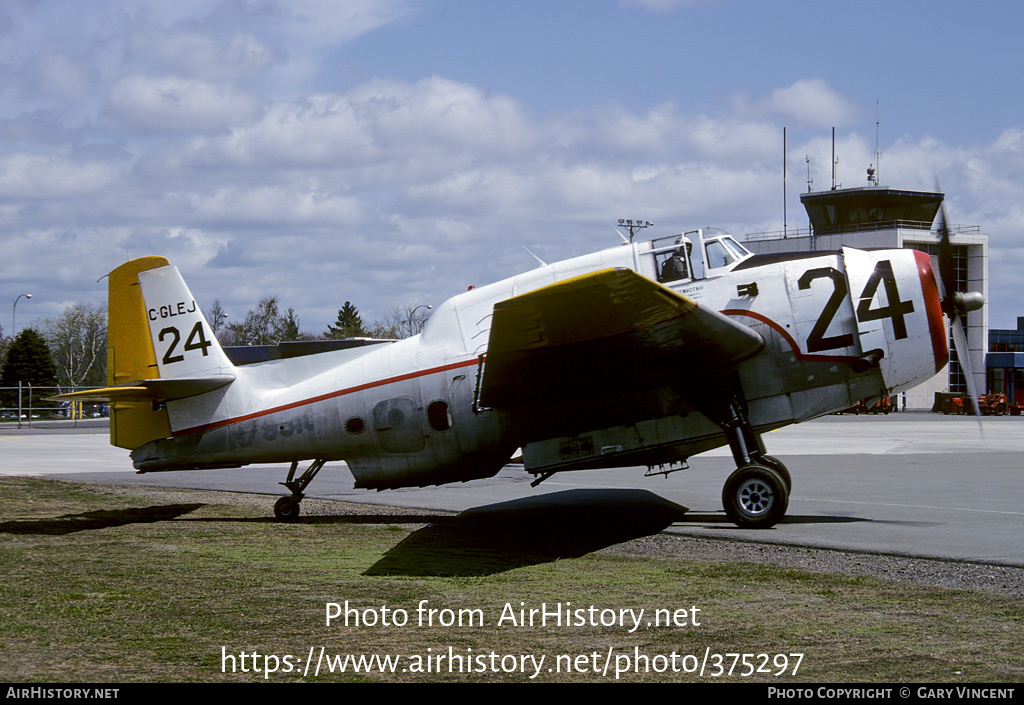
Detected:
left=950, top=315, right=983, bottom=435
left=936, top=196, right=956, bottom=314
left=935, top=183, right=983, bottom=434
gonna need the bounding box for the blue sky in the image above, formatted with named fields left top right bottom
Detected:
left=2, top=0, right=1023, bottom=336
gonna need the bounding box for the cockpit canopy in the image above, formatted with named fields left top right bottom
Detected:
left=652, top=227, right=752, bottom=284
left=701, top=227, right=752, bottom=269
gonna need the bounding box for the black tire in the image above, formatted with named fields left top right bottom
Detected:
left=996, top=403, right=1007, bottom=416
left=722, top=464, right=788, bottom=529
left=759, top=455, right=793, bottom=494
left=274, top=496, right=301, bottom=522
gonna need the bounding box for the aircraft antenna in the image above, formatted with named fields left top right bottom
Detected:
left=617, top=218, right=653, bottom=242
left=608, top=220, right=630, bottom=244
left=522, top=244, right=548, bottom=267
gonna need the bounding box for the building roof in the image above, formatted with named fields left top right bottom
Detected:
left=800, top=186, right=944, bottom=235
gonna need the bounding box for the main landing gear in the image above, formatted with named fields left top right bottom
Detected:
left=274, top=458, right=328, bottom=522
left=712, top=396, right=791, bottom=529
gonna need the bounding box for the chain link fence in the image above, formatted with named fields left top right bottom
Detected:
left=0, top=384, right=106, bottom=428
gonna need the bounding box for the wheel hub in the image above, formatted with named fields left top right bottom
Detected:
left=737, top=478, right=774, bottom=516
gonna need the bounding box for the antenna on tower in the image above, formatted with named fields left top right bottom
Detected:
left=831, top=127, right=838, bottom=190
left=874, top=100, right=882, bottom=184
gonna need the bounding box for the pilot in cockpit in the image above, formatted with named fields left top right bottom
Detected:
left=659, top=237, right=692, bottom=282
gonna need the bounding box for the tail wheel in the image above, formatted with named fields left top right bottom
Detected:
left=274, top=496, right=301, bottom=522
left=722, top=464, right=788, bottom=529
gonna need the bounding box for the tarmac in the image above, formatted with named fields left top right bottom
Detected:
left=1, top=412, right=1021, bottom=566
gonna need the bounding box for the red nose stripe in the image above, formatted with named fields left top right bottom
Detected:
left=914, top=249, right=949, bottom=373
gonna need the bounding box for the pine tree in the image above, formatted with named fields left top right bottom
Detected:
left=0, top=329, right=58, bottom=387
left=326, top=302, right=365, bottom=339
left=279, top=308, right=301, bottom=341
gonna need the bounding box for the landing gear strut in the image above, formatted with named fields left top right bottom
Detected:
left=710, top=394, right=791, bottom=529
left=274, top=458, right=328, bottom=522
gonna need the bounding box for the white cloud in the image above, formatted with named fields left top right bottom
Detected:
left=175, top=185, right=362, bottom=226
left=36, top=53, right=95, bottom=102
left=108, top=75, right=263, bottom=132
left=0, top=153, right=119, bottom=198
left=128, top=30, right=278, bottom=82
left=200, top=76, right=535, bottom=169
left=749, top=79, right=861, bottom=129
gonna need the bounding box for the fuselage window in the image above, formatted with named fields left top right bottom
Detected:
left=346, top=416, right=365, bottom=434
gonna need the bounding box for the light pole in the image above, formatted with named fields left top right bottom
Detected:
left=407, top=304, right=432, bottom=336
left=12, top=293, right=31, bottom=336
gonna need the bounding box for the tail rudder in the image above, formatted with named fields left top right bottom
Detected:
left=108, top=256, right=169, bottom=386
left=106, top=257, right=171, bottom=449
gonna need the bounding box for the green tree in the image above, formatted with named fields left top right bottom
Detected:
left=1, top=329, right=58, bottom=399
left=221, top=296, right=310, bottom=345
left=279, top=308, right=301, bottom=342
left=0, top=322, right=9, bottom=374
left=326, top=301, right=365, bottom=339
left=224, top=296, right=282, bottom=346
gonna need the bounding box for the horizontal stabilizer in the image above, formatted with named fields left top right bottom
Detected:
left=47, top=374, right=234, bottom=403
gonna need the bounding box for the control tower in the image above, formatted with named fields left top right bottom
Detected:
left=744, top=179, right=987, bottom=409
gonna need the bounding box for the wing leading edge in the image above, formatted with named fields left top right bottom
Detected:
left=479, top=267, right=764, bottom=407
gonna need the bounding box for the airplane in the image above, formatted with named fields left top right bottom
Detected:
left=53, top=207, right=982, bottom=529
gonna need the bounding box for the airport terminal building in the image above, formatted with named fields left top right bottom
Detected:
left=743, top=183, right=988, bottom=410
left=988, top=318, right=1024, bottom=406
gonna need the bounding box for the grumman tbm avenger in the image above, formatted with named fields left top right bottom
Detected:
left=54, top=207, right=982, bottom=529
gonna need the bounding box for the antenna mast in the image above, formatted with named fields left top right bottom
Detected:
left=875, top=101, right=881, bottom=184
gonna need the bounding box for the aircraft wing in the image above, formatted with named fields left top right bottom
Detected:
left=479, top=267, right=764, bottom=407
left=46, top=375, right=234, bottom=403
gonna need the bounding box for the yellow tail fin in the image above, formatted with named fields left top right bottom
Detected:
left=107, top=256, right=171, bottom=449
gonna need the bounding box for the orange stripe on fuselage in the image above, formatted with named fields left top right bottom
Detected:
left=171, top=356, right=481, bottom=438
left=720, top=309, right=864, bottom=366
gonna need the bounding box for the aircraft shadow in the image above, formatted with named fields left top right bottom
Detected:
left=0, top=504, right=205, bottom=536
left=363, top=489, right=689, bottom=577
left=676, top=513, right=867, bottom=526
